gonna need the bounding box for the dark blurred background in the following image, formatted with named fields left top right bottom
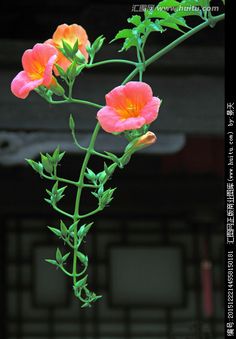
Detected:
left=0, top=1, right=224, bottom=338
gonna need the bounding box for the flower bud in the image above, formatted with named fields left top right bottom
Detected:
left=134, top=131, right=157, bottom=148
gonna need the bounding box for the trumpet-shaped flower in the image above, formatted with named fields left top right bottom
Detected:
left=97, top=82, right=161, bottom=133
left=46, top=23, right=90, bottom=73
left=11, top=43, right=58, bottom=99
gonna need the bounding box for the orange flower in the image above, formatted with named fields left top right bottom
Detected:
left=46, top=23, right=90, bottom=74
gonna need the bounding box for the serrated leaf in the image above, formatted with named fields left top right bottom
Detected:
left=146, top=8, right=170, bottom=19
left=127, top=15, right=142, bottom=26
left=174, top=0, right=202, bottom=17
left=47, top=226, right=61, bottom=237
left=170, top=14, right=191, bottom=28
left=111, top=29, right=134, bottom=43
left=45, top=259, right=58, bottom=266
left=159, top=18, right=185, bottom=32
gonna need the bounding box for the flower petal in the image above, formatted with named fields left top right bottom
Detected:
left=97, top=106, right=122, bottom=133
left=114, top=116, right=146, bottom=132
left=105, top=85, right=127, bottom=110
left=123, top=81, right=153, bottom=108
left=140, top=97, right=161, bottom=124
left=32, top=43, right=58, bottom=68
left=11, top=71, right=43, bottom=99
left=42, top=53, right=58, bottom=86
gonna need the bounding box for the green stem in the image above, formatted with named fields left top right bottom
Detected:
left=48, top=97, right=103, bottom=109
left=72, top=122, right=101, bottom=285
left=87, top=59, right=137, bottom=68
left=68, top=98, right=103, bottom=109
left=59, top=263, right=88, bottom=277
left=79, top=206, right=102, bottom=219
left=122, top=13, right=225, bottom=84
left=42, top=173, right=79, bottom=186
left=52, top=204, right=74, bottom=219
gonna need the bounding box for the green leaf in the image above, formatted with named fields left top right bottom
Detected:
left=106, top=163, right=117, bottom=176
left=62, top=252, right=70, bottom=262
left=100, top=188, right=116, bottom=208
left=58, top=151, right=65, bottom=162
left=97, top=171, right=107, bottom=183
left=75, top=50, right=86, bottom=64
left=74, top=275, right=88, bottom=289
left=146, top=8, right=170, bottom=19
left=176, top=0, right=202, bottom=16
left=25, top=159, right=43, bottom=174
left=159, top=18, right=185, bottom=32
left=68, top=220, right=79, bottom=233
left=104, top=152, right=121, bottom=166
left=158, top=0, right=180, bottom=6
left=169, top=14, right=191, bottom=28
left=77, top=251, right=88, bottom=265
left=127, top=15, right=142, bottom=26
left=69, top=114, right=75, bottom=130
left=97, top=186, right=104, bottom=197
left=85, top=168, right=96, bottom=182
left=77, top=222, right=93, bottom=238
left=110, top=29, right=133, bottom=43
left=52, top=181, right=58, bottom=194
left=55, top=64, right=67, bottom=78
left=60, top=220, right=68, bottom=237
left=45, top=259, right=58, bottom=266
left=47, top=226, right=61, bottom=237
left=56, top=248, right=63, bottom=264
left=62, top=39, right=74, bottom=59
left=41, top=153, right=53, bottom=174
left=44, top=198, right=52, bottom=205
left=67, top=60, right=78, bottom=80
left=52, top=146, right=60, bottom=163
left=92, top=35, right=105, bottom=53
left=72, top=39, right=79, bottom=55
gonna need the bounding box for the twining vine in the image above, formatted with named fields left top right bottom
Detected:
left=11, top=0, right=225, bottom=307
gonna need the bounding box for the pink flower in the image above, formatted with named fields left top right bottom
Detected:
left=97, top=81, right=161, bottom=133
left=11, top=43, right=58, bottom=99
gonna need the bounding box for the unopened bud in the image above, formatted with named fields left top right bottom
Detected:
left=134, top=131, right=157, bottom=148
